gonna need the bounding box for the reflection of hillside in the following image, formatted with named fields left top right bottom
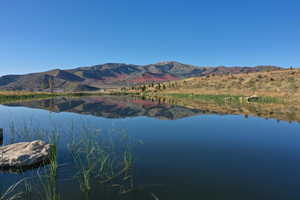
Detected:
left=146, top=95, right=300, bottom=123
left=4, top=95, right=300, bottom=122
left=4, top=96, right=203, bottom=120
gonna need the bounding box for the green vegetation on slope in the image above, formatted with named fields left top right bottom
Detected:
left=0, top=91, right=96, bottom=104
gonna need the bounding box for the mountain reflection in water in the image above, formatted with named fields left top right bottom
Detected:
left=3, top=96, right=203, bottom=120
left=3, top=95, right=300, bottom=123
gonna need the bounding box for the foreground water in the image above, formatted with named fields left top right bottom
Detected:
left=1, top=96, right=300, bottom=200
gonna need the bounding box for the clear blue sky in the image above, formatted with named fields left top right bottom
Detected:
left=1, top=0, right=300, bottom=76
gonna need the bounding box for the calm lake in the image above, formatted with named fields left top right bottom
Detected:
left=1, top=95, right=300, bottom=200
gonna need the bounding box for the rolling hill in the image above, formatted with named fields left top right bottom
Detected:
left=0, top=61, right=281, bottom=92
left=132, top=68, right=300, bottom=102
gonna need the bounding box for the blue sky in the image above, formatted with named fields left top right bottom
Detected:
left=0, top=0, right=300, bottom=76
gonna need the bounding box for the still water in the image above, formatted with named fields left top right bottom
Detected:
left=1, top=96, right=300, bottom=200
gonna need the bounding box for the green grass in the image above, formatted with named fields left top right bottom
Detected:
left=0, top=91, right=106, bottom=104
left=150, top=93, right=284, bottom=105
left=70, top=127, right=136, bottom=196
left=0, top=93, right=60, bottom=104
left=3, top=118, right=146, bottom=199
left=158, top=93, right=242, bottom=104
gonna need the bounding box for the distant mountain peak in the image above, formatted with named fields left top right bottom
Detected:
left=154, top=61, right=184, bottom=65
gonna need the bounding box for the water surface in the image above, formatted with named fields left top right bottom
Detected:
left=1, top=96, right=300, bottom=200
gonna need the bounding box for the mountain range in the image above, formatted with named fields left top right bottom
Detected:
left=0, top=61, right=281, bottom=92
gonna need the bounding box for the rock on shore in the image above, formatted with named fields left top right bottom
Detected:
left=0, top=140, right=51, bottom=169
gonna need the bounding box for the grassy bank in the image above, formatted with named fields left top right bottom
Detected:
left=119, top=68, right=300, bottom=103
left=164, top=93, right=282, bottom=104
left=0, top=92, right=59, bottom=103
left=0, top=91, right=97, bottom=104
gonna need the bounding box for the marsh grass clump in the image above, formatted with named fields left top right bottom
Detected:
left=5, top=124, right=61, bottom=200
left=39, top=129, right=61, bottom=200
left=69, top=127, right=137, bottom=197
left=33, top=131, right=61, bottom=200
left=3, top=120, right=141, bottom=199
left=37, top=171, right=60, bottom=200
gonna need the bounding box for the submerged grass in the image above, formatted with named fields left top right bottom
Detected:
left=4, top=124, right=61, bottom=200
left=28, top=131, right=60, bottom=200
left=69, top=126, right=136, bottom=198
left=0, top=179, right=25, bottom=200
left=3, top=121, right=142, bottom=199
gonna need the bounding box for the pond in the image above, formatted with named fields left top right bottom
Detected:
left=1, top=95, right=300, bottom=200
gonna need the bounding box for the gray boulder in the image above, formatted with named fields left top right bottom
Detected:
left=0, top=140, right=51, bottom=169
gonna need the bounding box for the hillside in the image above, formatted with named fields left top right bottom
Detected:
left=0, top=61, right=281, bottom=92
left=130, top=68, right=300, bottom=101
